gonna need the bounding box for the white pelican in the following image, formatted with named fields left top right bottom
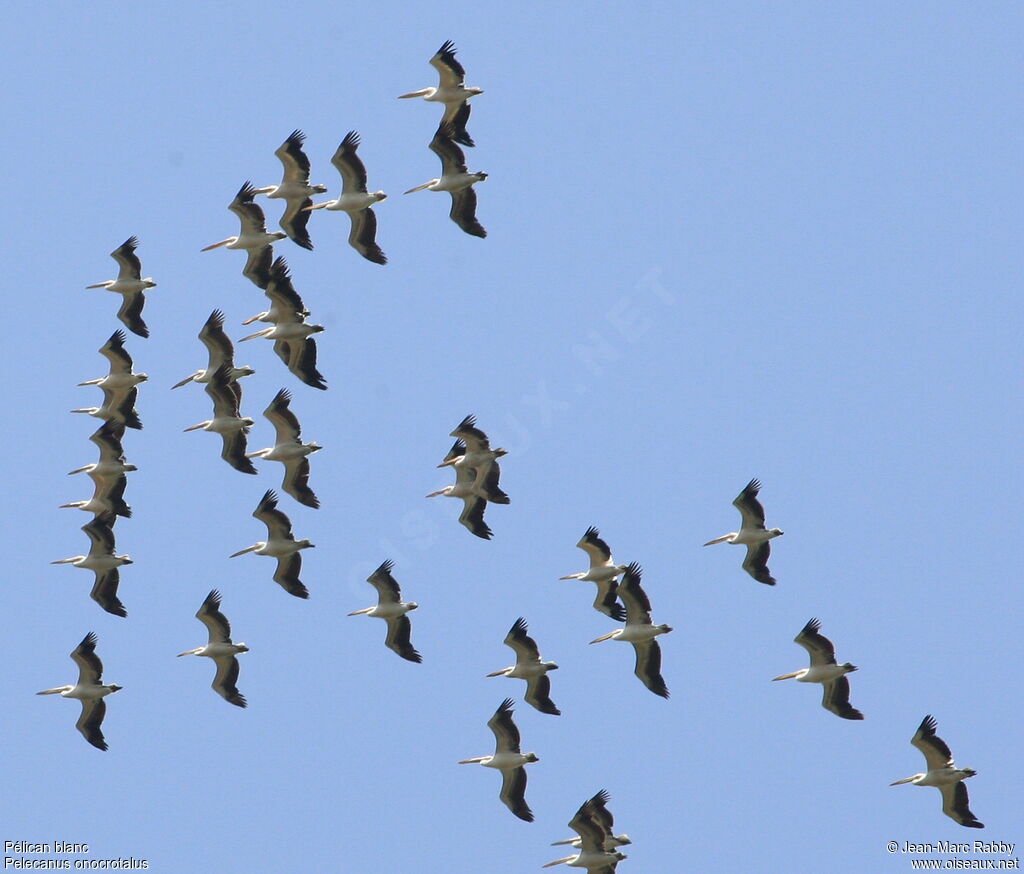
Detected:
left=551, top=789, right=631, bottom=852
left=703, top=478, right=783, bottom=585
left=545, top=790, right=630, bottom=870
left=229, top=489, right=313, bottom=599
left=252, top=129, right=326, bottom=251
left=404, top=125, right=487, bottom=237
left=86, top=236, right=155, bottom=338
left=70, top=386, right=142, bottom=430
left=458, top=698, right=538, bottom=822
left=590, top=562, right=672, bottom=699
left=439, top=414, right=508, bottom=502
left=772, top=618, right=863, bottom=720
left=487, top=617, right=559, bottom=715
left=201, top=181, right=286, bottom=289
left=77, top=330, right=148, bottom=399
left=178, top=589, right=249, bottom=708
left=183, top=364, right=257, bottom=474
left=347, top=560, right=421, bottom=663
left=68, top=422, right=136, bottom=483
left=171, top=309, right=255, bottom=395
left=37, top=632, right=122, bottom=751
left=306, top=131, right=387, bottom=264
left=60, top=472, right=131, bottom=519
left=427, top=459, right=495, bottom=540
left=51, top=514, right=132, bottom=618
left=559, top=527, right=627, bottom=622
left=399, top=40, right=483, bottom=148
left=891, top=715, right=984, bottom=828
left=246, top=388, right=321, bottom=509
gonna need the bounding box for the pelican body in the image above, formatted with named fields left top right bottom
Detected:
left=590, top=562, right=672, bottom=698
left=704, top=477, right=783, bottom=585
left=487, top=617, right=559, bottom=715
left=891, top=715, right=984, bottom=828
left=459, top=698, right=538, bottom=822
left=86, top=236, right=156, bottom=338
left=178, top=590, right=249, bottom=707
left=347, top=560, right=421, bottom=663
left=37, top=632, right=122, bottom=751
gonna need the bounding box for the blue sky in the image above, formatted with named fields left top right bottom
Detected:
left=3, top=2, right=1021, bottom=871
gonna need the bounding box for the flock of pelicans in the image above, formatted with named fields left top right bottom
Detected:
left=36, top=40, right=986, bottom=871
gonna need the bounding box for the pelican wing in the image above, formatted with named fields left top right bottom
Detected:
left=275, top=129, right=314, bottom=184
left=264, top=388, right=302, bottom=443
left=273, top=552, right=309, bottom=599
left=76, top=698, right=109, bottom=751
left=385, top=615, right=422, bottom=663
left=282, top=457, right=319, bottom=509
left=332, top=131, right=369, bottom=192
left=196, top=589, right=233, bottom=644
left=450, top=414, right=490, bottom=451
left=221, top=429, right=257, bottom=474
left=478, top=462, right=508, bottom=503
left=578, top=526, right=614, bottom=566
left=431, top=40, right=467, bottom=88
left=617, top=563, right=654, bottom=625
left=488, top=698, right=522, bottom=753
left=940, top=781, right=984, bottom=829
left=594, top=580, right=627, bottom=622
left=111, top=236, right=143, bottom=280
left=204, top=367, right=243, bottom=418
left=441, top=101, right=474, bottom=147
left=632, top=638, right=669, bottom=698
left=742, top=540, right=776, bottom=586
left=459, top=496, right=492, bottom=540
left=504, top=617, right=542, bottom=663
left=211, top=655, right=247, bottom=708
left=71, top=632, right=104, bottom=685
left=586, top=789, right=617, bottom=838
left=499, top=766, right=533, bottom=822
left=288, top=338, right=327, bottom=391
left=912, top=715, right=955, bottom=770
left=524, top=673, right=559, bottom=716
left=263, top=257, right=308, bottom=320
left=279, top=196, right=314, bottom=250
left=821, top=676, right=863, bottom=720
left=90, top=421, right=127, bottom=462
left=116, top=290, right=149, bottom=339
left=569, top=805, right=608, bottom=855
left=734, top=477, right=768, bottom=530
left=82, top=514, right=117, bottom=556
left=91, top=568, right=126, bottom=618
left=230, top=181, right=272, bottom=234
left=98, top=330, right=134, bottom=374
left=794, top=618, right=837, bottom=666
left=367, top=559, right=402, bottom=604
left=348, top=207, right=386, bottom=264
left=199, top=309, right=236, bottom=369
left=429, top=128, right=469, bottom=175
left=449, top=186, right=486, bottom=238
left=242, top=244, right=274, bottom=289
left=440, top=439, right=467, bottom=466
left=253, top=490, right=295, bottom=541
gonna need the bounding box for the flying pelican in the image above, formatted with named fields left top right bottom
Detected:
left=399, top=40, right=483, bottom=147
left=229, top=489, right=313, bottom=598
left=347, top=560, right=421, bottom=663
left=171, top=309, right=255, bottom=396
left=772, top=618, right=863, bottom=720
left=427, top=460, right=495, bottom=540
left=68, top=422, right=136, bottom=483
left=201, top=181, right=286, bottom=289
left=60, top=472, right=131, bottom=519
left=703, top=478, right=783, bottom=585
left=559, top=527, right=628, bottom=622
left=77, top=330, right=148, bottom=399
left=590, top=562, right=672, bottom=698
left=305, top=131, right=387, bottom=264
left=439, top=415, right=508, bottom=502
left=404, top=125, right=487, bottom=237
left=183, top=364, right=257, bottom=474
left=458, top=698, right=538, bottom=822
left=246, top=388, right=321, bottom=509
left=545, top=790, right=630, bottom=870
left=891, top=715, right=984, bottom=828
left=487, top=617, right=559, bottom=715
left=37, top=632, right=122, bottom=751
left=252, top=129, right=327, bottom=251
left=178, top=589, right=249, bottom=708
left=51, top=514, right=132, bottom=618
left=86, top=237, right=156, bottom=338
left=551, top=789, right=631, bottom=852
left=70, top=386, right=142, bottom=430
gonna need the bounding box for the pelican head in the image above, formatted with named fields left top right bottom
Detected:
left=524, top=752, right=539, bottom=763
left=769, top=528, right=784, bottom=537
left=406, top=602, right=419, bottom=610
